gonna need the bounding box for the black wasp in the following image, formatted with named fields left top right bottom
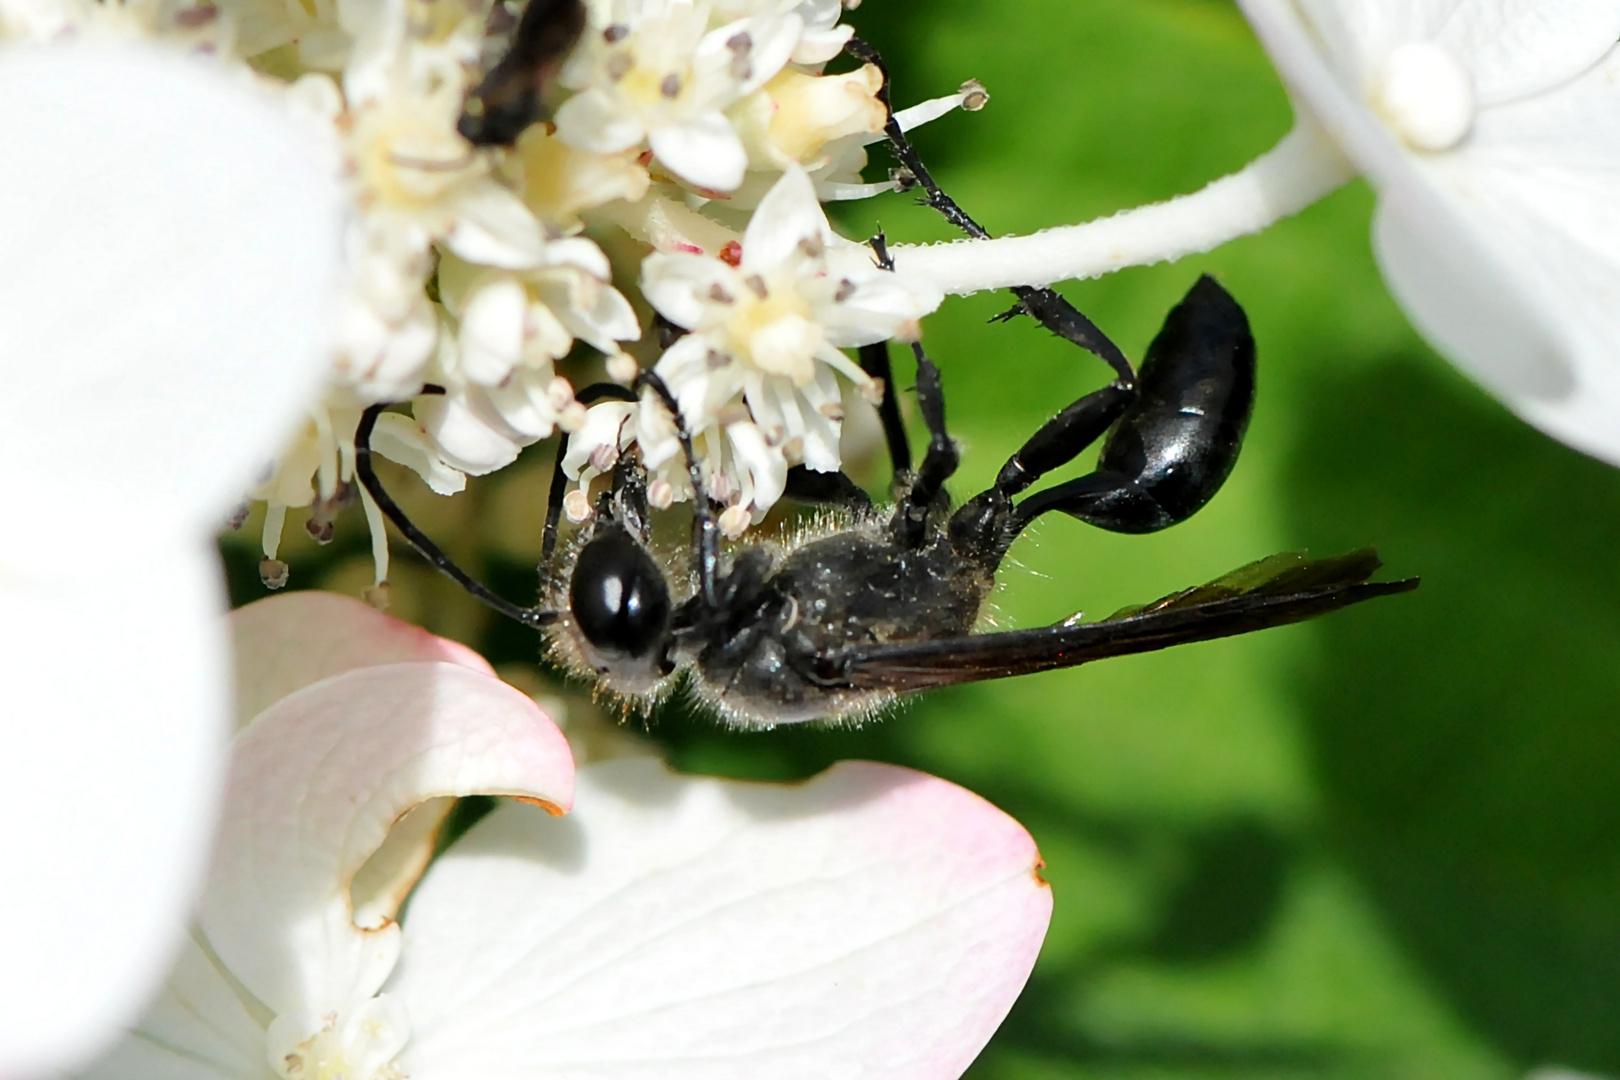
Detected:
left=369, top=31, right=1418, bottom=727
left=456, top=0, right=586, bottom=147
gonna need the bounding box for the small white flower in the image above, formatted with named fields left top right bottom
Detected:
left=730, top=61, right=885, bottom=174
left=646, top=161, right=930, bottom=385
left=708, top=0, right=852, bottom=65
left=554, top=0, right=801, bottom=192
left=415, top=240, right=639, bottom=476
left=69, top=593, right=1052, bottom=1080
left=0, top=39, right=340, bottom=1075
left=516, top=124, right=652, bottom=232
left=631, top=164, right=937, bottom=517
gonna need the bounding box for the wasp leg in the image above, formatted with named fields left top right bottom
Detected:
left=993, top=381, right=1135, bottom=498
left=634, top=370, right=724, bottom=611
left=783, top=466, right=874, bottom=512
left=542, top=382, right=640, bottom=564
left=845, top=36, right=1135, bottom=385
left=857, top=339, right=912, bottom=478
left=861, top=234, right=957, bottom=547
left=354, top=403, right=555, bottom=627
left=893, top=341, right=959, bottom=548
left=1014, top=274, right=1255, bottom=534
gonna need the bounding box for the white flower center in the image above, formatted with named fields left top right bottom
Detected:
left=1371, top=42, right=1475, bottom=152
left=267, top=997, right=411, bottom=1080
left=723, top=275, right=823, bottom=383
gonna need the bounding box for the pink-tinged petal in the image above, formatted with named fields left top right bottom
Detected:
left=397, top=758, right=1051, bottom=1080
left=230, top=591, right=490, bottom=728
left=74, top=936, right=267, bottom=1080
left=0, top=41, right=341, bottom=540
left=742, top=164, right=832, bottom=272
left=198, top=662, right=573, bottom=1019
left=649, top=111, right=747, bottom=193
left=0, top=541, right=227, bottom=1076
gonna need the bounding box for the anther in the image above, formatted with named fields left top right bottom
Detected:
left=260, top=558, right=290, bottom=590
left=564, top=488, right=593, bottom=522
left=959, top=79, right=989, bottom=111
left=833, top=278, right=856, bottom=302
left=364, top=581, right=392, bottom=611
left=605, top=53, right=632, bottom=81
left=797, top=235, right=825, bottom=259
left=719, top=240, right=743, bottom=267
left=603, top=23, right=628, bottom=42
left=744, top=274, right=768, bottom=298
left=708, top=283, right=735, bottom=304
left=660, top=73, right=682, bottom=98
left=719, top=505, right=751, bottom=538
left=546, top=376, right=574, bottom=411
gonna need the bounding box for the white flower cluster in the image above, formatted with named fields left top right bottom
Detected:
left=2, top=0, right=969, bottom=586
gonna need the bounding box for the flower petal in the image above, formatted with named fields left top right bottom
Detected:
left=414, top=391, right=525, bottom=475
left=229, top=590, right=491, bottom=729
left=649, top=110, right=748, bottom=193
left=742, top=163, right=831, bottom=271
left=397, top=758, right=1051, bottom=1080
left=642, top=251, right=740, bottom=329
left=1370, top=185, right=1574, bottom=401
left=0, top=41, right=341, bottom=539
left=198, top=663, right=573, bottom=1018
left=554, top=88, right=648, bottom=155
left=0, top=542, right=227, bottom=1076
left=459, top=275, right=532, bottom=385
left=1433, top=0, right=1620, bottom=106
left=1240, top=0, right=1618, bottom=457
left=445, top=185, right=549, bottom=269
left=73, top=936, right=267, bottom=1080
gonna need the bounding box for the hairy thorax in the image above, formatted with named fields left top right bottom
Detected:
left=688, top=524, right=996, bottom=727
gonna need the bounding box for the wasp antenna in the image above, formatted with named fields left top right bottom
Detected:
left=354, top=403, right=556, bottom=628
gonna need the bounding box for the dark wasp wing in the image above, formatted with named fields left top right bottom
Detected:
left=832, top=549, right=1417, bottom=691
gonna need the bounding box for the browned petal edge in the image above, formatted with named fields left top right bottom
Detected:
left=513, top=796, right=568, bottom=816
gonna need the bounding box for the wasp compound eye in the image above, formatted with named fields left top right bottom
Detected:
left=570, top=526, right=671, bottom=659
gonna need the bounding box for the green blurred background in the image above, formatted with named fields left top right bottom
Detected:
left=224, top=0, right=1620, bottom=1076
